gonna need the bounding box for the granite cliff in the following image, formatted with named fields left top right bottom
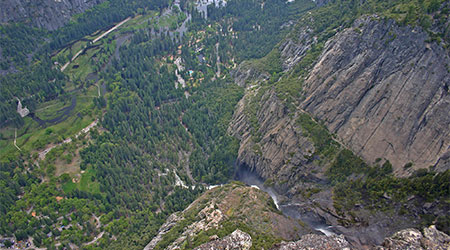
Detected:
left=228, top=12, right=449, bottom=248
left=231, top=15, right=450, bottom=179
left=301, top=16, right=450, bottom=174
left=0, top=0, right=105, bottom=30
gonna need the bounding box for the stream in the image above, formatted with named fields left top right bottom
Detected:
left=235, top=166, right=335, bottom=236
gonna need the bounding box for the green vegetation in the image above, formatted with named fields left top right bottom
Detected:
left=326, top=149, right=369, bottom=184
left=333, top=168, right=450, bottom=233
left=1, top=0, right=449, bottom=248
left=0, top=23, right=46, bottom=67
left=208, top=0, right=315, bottom=62
left=0, top=90, right=98, bottom=161
left=294, top=112, right=449, bottom=233
left=62, top=167, right=100, bottom=194
left=49, top=0, right=169, bottom=50
left=0, top=59, right=66, bottom=128
left=154, top=184, right=288, bottom=250
left=1, top=2, right=251, bottom=247
left=297, top=113, right=338, bottom=159
left=189, top=220, right=282, bottom=250
left=250, top=49, right=283, bottom=75
left=184, top=83, right=244, bottom=184
left=273, top=41, right=324, bottom=102
left=370, top=0, right=449, bottom=43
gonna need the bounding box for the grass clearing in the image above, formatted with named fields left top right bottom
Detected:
left=62, top=167, right=100, bottom=194
left=0, top=91, right=97, bottom=161
left=54, top=149, right=82, bottom=177
left=36, top=98, right=74, bottom=120
left=119, top=12, right=157, bottom=32
left=65, top=47, right=98, bottom=81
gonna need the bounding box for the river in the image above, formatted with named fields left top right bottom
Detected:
left=235, top=166, right=335, bottom=236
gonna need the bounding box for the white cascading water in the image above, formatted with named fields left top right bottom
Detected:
left=236, top=166, right=334, bottom=236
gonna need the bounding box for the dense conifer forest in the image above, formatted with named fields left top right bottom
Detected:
left=0, top=0, right=449, bottom=248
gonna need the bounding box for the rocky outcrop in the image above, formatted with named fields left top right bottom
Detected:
left=15, top=97, right=29, bottom=118
left=272, top=234, right=351, bottom=250
left=233, top=15, right=450, bottom=176
left=228, top=87, right=324, bottom=191
left=377, top=225, right=450, bottom=250
left=269, top=225, right=450, bottom=250
left=194, top=229, right=252, bottom=250
left=143, top=213, right=182, bottom=250
left=279, top=26, right=313, bottom=71
left=230, top=61, right=270, bottom=87
left=0, top=0, right=105, bottom=30
left=301, top=15, right=450, bottom=174
left=145, top=184, right=311, bottom=250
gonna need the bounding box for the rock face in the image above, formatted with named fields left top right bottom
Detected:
left=301, top=16, right=450, bottom=174
left=229, top=87, right=323, bottom=191
left=272, top=234, right=351, bottom=250
left=228, top=13, right=450, bottom=248
left=194, top=229, right=252, bottom=250
left=269, top=225, right=449, bottom=250
left=377, top=225, right=450, bottom=250
left=15, top=97, right=29, bottom=118
left=279, top=27, right=313, bottom=71
left=144, top=185, right=449, bottom=249
left=143, top=213, right=182, bottom=250
left=231, top=15, right=450, bottom=178
left=230, top=61, right=270, bottom=87
left=0, top=0, right=105, bottom=30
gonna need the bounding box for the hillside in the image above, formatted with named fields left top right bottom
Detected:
left=228, top=0, right=450, bottom=247
left=145, top=184, right=449, bottom=250
left=0, top=0, right=449, bottom=249
left=300, top=15, right=449, bottom=173
left=145, top=183, right=312, bottom=250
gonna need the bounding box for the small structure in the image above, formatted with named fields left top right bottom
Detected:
left=15, top=97, right=29, bottom=118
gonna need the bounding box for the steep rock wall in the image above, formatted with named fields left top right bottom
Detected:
left=301, top=16, right=450, bottom=173
left=0, top=0, right=105, bottom=30
left=228, top=87, right=324, bottom=192
left=228, top=15, right=450, bottom=246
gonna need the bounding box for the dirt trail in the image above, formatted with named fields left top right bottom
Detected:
left=93, top=214, right=101, bottom=229
left=14, top=128, right=21, bottom=151
left=61, top=17, right=131, bottom=72
left=38, top=119, right=98, bottom=160
left=61, top=49, right=84, bottom=71
left=92, top=17, right=131, bottom=43
left=83, top=231, right=105, bottom=246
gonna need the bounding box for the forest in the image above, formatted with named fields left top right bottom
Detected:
left=1, top=0, right=303, bottom=248
left=0, top=0, right=449, bottom=248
